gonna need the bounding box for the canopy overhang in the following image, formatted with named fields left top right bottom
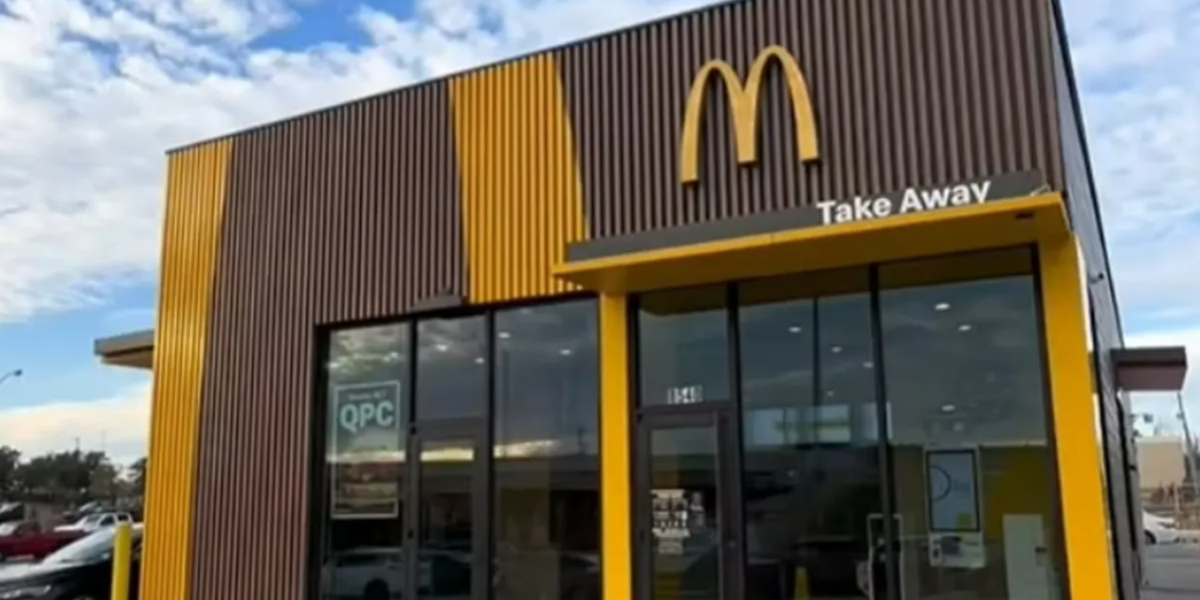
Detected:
left=94, top=329, right=154, bottom=370
left=554, top=174, right=1067, bottom=294
left=1112, top=346, right=1188, bottom=392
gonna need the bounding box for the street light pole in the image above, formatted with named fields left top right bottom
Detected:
left=0, top=369, right=22, bottom=388
left=1175, top=392, right=1200, bottom=500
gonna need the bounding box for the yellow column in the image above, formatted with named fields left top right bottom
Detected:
left=1038, top=235, right=1115, bottom=600
left=110, top=522, right=133, bottom=600
left=600, top=293, right=632, bottom=600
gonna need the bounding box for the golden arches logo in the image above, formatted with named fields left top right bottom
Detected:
left=679, top=45, right=820, bottom=185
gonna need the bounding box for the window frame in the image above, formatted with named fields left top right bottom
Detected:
left=306, top=293, right=601, bottom=600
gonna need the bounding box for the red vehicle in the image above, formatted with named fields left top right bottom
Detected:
left=0, top=521, right=88, bottom=561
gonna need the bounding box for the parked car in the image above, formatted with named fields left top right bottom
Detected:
left=0, top=522, right=89, bottom=562
left=53, top=512, right=134, bottom=534
left=1144, top=511, right=1179, bottom=545
left=0, top=502, right=26, bottom=524
left=0, top=524, right=142, bottom=600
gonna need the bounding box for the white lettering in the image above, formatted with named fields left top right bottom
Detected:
left=820, top=179, right=997, bottom=224
left=339, top=398, right=396, bottom=433
left=969, top=180, right=991, bottom=203
left=817, top=200, right=838, bottom=224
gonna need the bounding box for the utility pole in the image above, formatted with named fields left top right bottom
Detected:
left=1176, top=392, right=1200, bottom=501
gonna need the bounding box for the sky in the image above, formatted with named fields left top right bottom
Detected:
left=0, top=0, right=1196, bottom=465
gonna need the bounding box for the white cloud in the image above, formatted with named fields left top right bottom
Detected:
left=0, top=381, right=150, bottom=465
left=0, top=0, right=713, bottom=323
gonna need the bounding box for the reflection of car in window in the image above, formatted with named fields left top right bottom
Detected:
left=321, top=547, right=403, bottom=600
left=0, top=524, right=145, bottom=600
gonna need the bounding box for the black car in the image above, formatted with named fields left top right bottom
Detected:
left=0, top=524, right=142, bottom=600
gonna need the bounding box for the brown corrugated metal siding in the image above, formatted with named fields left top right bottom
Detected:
left=185, top=0, right=1078, bottom=598
left=191, top=85, right=464, bottom=600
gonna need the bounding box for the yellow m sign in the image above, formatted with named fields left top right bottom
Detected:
left=679, top=45, right=820, bottom=185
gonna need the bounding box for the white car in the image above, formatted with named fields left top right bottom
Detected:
left=53, top=511, right=134, bottom=534
left=1144, top=511, right=1179, bottom=545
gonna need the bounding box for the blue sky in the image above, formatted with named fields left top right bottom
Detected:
left=0, top=0, right=1197, bottom=463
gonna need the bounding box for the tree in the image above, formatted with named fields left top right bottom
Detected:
left=0, top=446, right=21, bottom=496
left=127, top=457, right=147, bottom=495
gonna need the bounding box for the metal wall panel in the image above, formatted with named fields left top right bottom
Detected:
left=145, top=140, right=231, bottom=600
left=449, top=54, right=589, bottom=304
left=558, top=0, right=1062, bottom=238
left=1047, top=1, right=1139, bottom=595
left=190, top=84, right=464, bottom=600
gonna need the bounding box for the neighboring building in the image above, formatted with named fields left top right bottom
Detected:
left=94, top=0, right=1189, bottom=599
left=1137, top=435, right=1188, bottom=493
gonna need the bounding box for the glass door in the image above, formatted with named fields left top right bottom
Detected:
left=406, top=420, right=488, bottom=600
left=636, top=410, right=741, bottom=600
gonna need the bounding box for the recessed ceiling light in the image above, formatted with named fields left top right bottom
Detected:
left=435, top=344, right=449, bottom=352
left=958, top=324, right=972, bottom=332
left=831, top=346, right=843, bottom=353
left=941, top=404, right=956, bottom=413
left=559, top=348, right=573, bottom=356
left=474, top=357, right=485, bottom=365
left=935, top=302, right=951, bottom=311
left=788, top=326, right=803, bottom=334
left=862, top=361, right=874, bottom=369
left=498, top=331, right=512, bottom=339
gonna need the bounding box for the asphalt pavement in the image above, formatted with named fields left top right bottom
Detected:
left=1143, top=544, right=1200, bottom=599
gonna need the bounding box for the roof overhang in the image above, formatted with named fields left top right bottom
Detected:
left=1112, top=346, right=1188, bottom=393
left=94, top=329, right=154, bottom=370
left=554, top=172, right=1065, bottom=294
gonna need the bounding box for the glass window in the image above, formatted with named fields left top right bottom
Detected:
left=493, top=299, right=601, bottom=600
left=321, top=323, right=408, bottom=600
left=637, top=286, right=730, bottom=407
left=737, top=268, right=882, bottom=600
left=416, top=316, right=487, bottom=420
left=878, top=248, right=1064, bottom=600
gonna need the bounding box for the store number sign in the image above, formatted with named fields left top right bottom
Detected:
left=666, top=385, right=704, bottom=405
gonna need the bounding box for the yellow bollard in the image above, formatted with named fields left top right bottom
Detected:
left=110, top=522, right=133, bottom=600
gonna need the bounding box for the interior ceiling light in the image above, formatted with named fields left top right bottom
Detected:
left=435, top=344, right=449, bottom=352
left=474, top=357, right=485, bottom=365
left=788, top=326, right=803, bottom=334
left=935, top=302, right=951, bottom=311
left=498, top=331, right=512, bottom=339
left=862, top=361, right=874, bottom=369
left=831, top=346, right=843, bottom=353
left=941, top=404, right=956, bottom=413
left=958, top=324, right=972, bottom=332
left=559, top=348, right=573, bottom=356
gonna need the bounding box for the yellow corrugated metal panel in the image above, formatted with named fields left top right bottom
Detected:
left=599, top=294, right=631, bottom=600
left=144, top=140, right=231, bottom=600
left=450, top=55, right=588, bottom=303
left=1039, top=235, right=1116, bottom=600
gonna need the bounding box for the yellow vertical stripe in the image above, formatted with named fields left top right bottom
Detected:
left=1039, top=235, right=1115, bottom=600
left=449, top=55, right=589, bottom=304
left=145, top=141, right=231, bottom=600
left=599, top=294, right=632, bottom=600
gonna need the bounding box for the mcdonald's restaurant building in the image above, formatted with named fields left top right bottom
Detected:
left=92, top=0, right=1189, bottom=599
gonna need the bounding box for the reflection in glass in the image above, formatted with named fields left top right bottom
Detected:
left=738, top=271, right=881, bottom=600
left=879, top=248, right=1063, bottom=600
left=321, top=323, right=408, bottom=600
left=418, top=439, right=475, bottom=600
left=493, top=299, right=601, bottom=600
left=638, top=286, right=730, bottom=407
left=649, top=426, right=721, bottom=600
left=417, top=316, right=487, bottom=420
